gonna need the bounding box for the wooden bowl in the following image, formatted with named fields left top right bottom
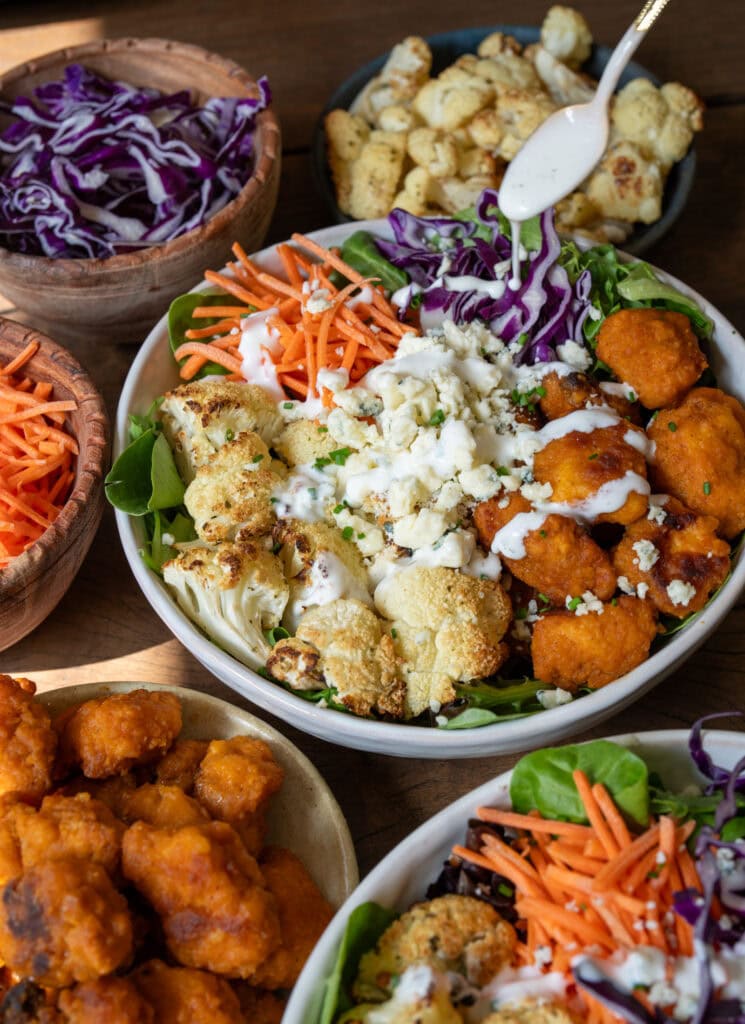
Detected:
left=0, top=318, right=109, bottom=650
left=0, top=38, right=282, bottom=346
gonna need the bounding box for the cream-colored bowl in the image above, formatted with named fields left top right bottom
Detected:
left=41, top=681, right=358, bottom=909
left=114, top=222, right=745, bottom=759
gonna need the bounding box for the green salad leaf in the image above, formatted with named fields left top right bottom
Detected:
left=318, top=902, right=397, bottom=1024
left=105, top=429, right=184, bottom=516
left=140, top=509, right=197, bottom=573
left=338, top=231, right=409, bottom=293
left=510, top=739, right=650, bottom=827
left=168, top=291, right=237, bottom=378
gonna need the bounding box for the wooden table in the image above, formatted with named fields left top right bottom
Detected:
left=0, top=0, right=743, bottom=878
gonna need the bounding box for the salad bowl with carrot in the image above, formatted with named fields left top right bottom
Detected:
left=110, top=191, right=745, bottom=756
left=284, top=719, right=745, bottom=1023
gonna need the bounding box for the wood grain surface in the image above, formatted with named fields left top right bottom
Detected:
left=0, top=0, right=744, bottom=878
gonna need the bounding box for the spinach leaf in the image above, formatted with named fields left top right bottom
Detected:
left=105, top=430, right=159, bottom=515
left=318, top=902, right=398, bottom=1024
left=617, top=267, right=714, bottom=336
left=439, top=707, right=537, bottom=730
left=168, top=291, right=234, bottom=377
left=338, top=231, right=409, bottom=293
left=141, top=510, right=196, bottom=573
left=105, top=428, right=184, bottom=516
left=454, top=677, right=545, bottom=710
left=510, top=740, right=650, bottom=827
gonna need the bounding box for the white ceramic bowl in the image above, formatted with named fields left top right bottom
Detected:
left=283, top=727, right=745, bottom=1023
left=41, top=681, right=358, bottom=908
left=115, top=222, right=745, bottom=758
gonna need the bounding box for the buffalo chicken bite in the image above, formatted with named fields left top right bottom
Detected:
left=121, top=820, right=280, bottom=978
left=0, top=860, right=133, bottom=988
left=57, top=977, right=154, bottom=1024
left=612, top=496, right=730, bottom=617
left=596, top=307, right=707, bottom=409
left=647, top=387, right=745, bottom=539
left=531, top=595, right=658, bottom=690
left=132, top=959, right=245, bottom=1024
left=474, top=492, right=616, bottom=605
left=532, top=421, right=649, bottom=525
left=0, top=676, right=57, bottom=803
left=56, top=689, right=182, bottom=779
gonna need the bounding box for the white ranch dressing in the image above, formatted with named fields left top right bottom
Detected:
left=238, top=307, right=284, bottom=401
left=285, top=550, right=372, bottom=631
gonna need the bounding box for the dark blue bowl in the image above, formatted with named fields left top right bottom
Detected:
left=311, top=24, right=696, bottom=256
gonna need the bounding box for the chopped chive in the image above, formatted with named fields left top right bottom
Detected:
left=317, top=425, right=328, bottom=433
left=283, top=401, right=294, bottom=410
left=588, top=452, right=599, bottom=460
left=539, top=529, right=547, bottom=538
left=329, top=447, right=352, bottom=465
left=341, top=526, right=354, bottom=540
left=667, top=421, right=677, bottom=432
left=496, top=466, right=510, bottom=477
left=703, top=481, right=711, bottom=495
left=515, top=607, right=528, bottom=620
left=567, top=596, right=582, bottom=611
left=251, top=453, right=264, bottom=463
left=429, top=409, right=445, bottom=426
left=225, top=428, right=234, bottom=442
left=357, top=532, right=366, bottom=539
left=628, top=391, right=636, bottom=402
left=313, top=456, right=332, bottom=470
left=308, top=487, right=318, bottom=499
left=391, top=627, right=398, bottom=639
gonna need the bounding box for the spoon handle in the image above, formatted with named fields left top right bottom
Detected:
left=594, top=0, right=673, bottom=106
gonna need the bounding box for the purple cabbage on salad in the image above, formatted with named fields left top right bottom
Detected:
left=0, top=64, right=271, bottom=259
left=376, top=188, right=593, bottom=365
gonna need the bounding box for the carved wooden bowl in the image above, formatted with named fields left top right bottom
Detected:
left=0, top=38, right=281, bottom=346
left=0, top=318, right=109, bottom=651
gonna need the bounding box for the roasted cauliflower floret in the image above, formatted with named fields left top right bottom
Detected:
left=351, top=36, right=433, bottom=125
left=342, top=965, right=463, bottom=1024
left=540, top=5, right=593, bottom=68
left=611, top=77, right=704, bottom=170
left=273, top=420, right=337, bottom=468
left=347, top=131, right=407, bottom=220
left=325, top=109, right=372, bottom=213
left=585, top=138, right=664, bottom=225
left=482, top=1001, right=577, bottom=1024
left=274, top=520, right=372, bottom=631
left=495, top=88, right=556, bottom=161
left=528, top=44, right=595, bottom=105
left=413, top=68, right=494, bottom=133
left=266, top=637, right=325, bottom=691
left=184, top=431, right=281, bottom=543
left=393, top=166, right=438, bottom=216
left=355, top=895, right=516, bottom=1001
left=407, top=127, right=459, bottom=179
left=429, top=174, right=501, bottom=216
left=374, top=567, right=511, bottom=717
left=457, top=51, right=541, bottom=95
left=163, top=540, right=288, bottom=669
left=160, top=381, right=282, bottom=484
left=476, top=32, right=522, bottom=59
left=286, top=599, right=405, bottom=718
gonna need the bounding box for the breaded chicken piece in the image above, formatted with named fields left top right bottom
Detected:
left=474, top=492, right=616, bottom=605
left=0, top=860, right=132, bottom=988
left=538, top=370, right=641, bottom=423
left=252, top=847, right=333, bottom=989
left=122, top=821, right=280, bottom=978
left=57, top=977, right=154, bottom=1024
left=56, top=690, right=182, bottom=779
left=154, top=739, right=208, bottom=792
left=160, top=381, right=283, bottom=484
left=271, top=599, right=405, bottom=719
left=597, top=309, right=707, bottom=409
left=533, top=421, right=650, bottom=525
left=194, top=737, right=283, bottom=855
left=375, top=567, right=511, bottom=717
left=354, top=894, right=516, bottom=1001
left=531, top=595, right=658, bottom=690
left=57, top=773, right=136, bottom=819
left=119, top=784, right=210, bottom=829
left=0, top=793, right=124, bottom=882
left=0, top=980, right=61, bottom=1023
left=232, top=984, right=286, bottom=1024
left=184, top=431, right=282, bottom=543
left=612, top=497, right=730, bottom=617
left=647, top=387, right=745, bottom=539
left=0, top=676, right=57, bottom=803
left=132, top=959, right=244, bottom=1024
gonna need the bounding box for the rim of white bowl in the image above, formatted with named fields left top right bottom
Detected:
left=283, top=727, right=745, bottom=1023
left=115, top=221, right=745, bottom=758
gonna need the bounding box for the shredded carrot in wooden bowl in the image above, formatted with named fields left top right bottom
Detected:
left=172, top=234, right=415, bottom=402
left=0, top=340, right=78, bottom=568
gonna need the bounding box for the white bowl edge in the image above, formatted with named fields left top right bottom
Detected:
left=114, top=222, right=745, bottom=758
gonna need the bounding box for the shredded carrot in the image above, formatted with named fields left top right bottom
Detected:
left=456, top=780, right=708, bottom=1022
left=175, top=235, right=417, bottom=399
left=0, top=344, right=77, bottom=566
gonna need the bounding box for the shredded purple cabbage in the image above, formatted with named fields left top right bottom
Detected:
left=0, top=64, right=271, bottom=258
left=377, top=188, right=592, bottom=364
